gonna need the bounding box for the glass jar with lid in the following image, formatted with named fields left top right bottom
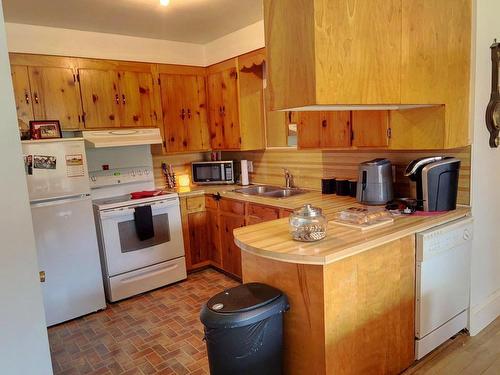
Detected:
left=289, top=204, right=327, bottom=242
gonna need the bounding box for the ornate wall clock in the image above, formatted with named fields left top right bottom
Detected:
left=486, top=40, right=500, bottom=147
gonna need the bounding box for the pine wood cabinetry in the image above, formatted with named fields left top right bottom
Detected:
left=160, top=73, right=209, bottom=152
left=298, top=111, right=351, bottom=149
left=180, top=194, right=294, bottom=278
left=351, top=111, right=390, bottom=148
left=207, top=49, right=266, bottom=151
left=10, top=65, right=34, bottom=132
left=10, top=63, right=84, bottom=131
left=264, top=0, right=472, bottom=149
left=79, top=69, right=156, bottom=128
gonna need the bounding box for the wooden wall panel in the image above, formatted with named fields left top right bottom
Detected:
left=224, top=147, right=471, bottom=205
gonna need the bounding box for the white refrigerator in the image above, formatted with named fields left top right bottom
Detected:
left=22, top=138, right=106, bottom=326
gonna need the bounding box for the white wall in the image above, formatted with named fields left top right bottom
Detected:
left=204, top=20, right=265, bottom=65
left=5, top=20, right=266, bottom=67
left=0, top=5, right=53, bottom=375
left=6, top=22, right=206, bottom=66
left=469, top=0, right=500, bottom=335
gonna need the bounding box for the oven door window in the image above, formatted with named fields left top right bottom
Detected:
left=118, top=213, right=171, bottom=253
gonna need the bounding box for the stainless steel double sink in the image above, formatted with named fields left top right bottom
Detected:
left=233, top=185, right=307, bottom=198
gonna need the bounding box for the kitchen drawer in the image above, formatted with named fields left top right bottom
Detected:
left=186, top=196, right=205, bottom=212
left=248, top=203, right=279, bottom=221
left=107, top=257, right=187, bottom=302
left=205, top=195, right=219, bottom=209
left=219, top=198, right=245, bottom=215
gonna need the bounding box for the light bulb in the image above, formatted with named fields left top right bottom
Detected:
left=160, top=0, right=170, bottom=6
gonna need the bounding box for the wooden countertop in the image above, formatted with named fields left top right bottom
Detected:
left=234, top=205, right=471, bottom=265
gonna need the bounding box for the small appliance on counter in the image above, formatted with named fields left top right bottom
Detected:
left=192, top=160, right=234, bottom=185
left=404, top=157, right=461, bottom=212
left=356, top=158, right=394, bottom=205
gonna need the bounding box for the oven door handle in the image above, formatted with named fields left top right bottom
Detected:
left=120, top=263, right=180, bottom=283
left=99, top=200, right=179, bottom=219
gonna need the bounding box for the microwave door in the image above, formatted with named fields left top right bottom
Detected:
left=194, top=164, right=222, bottom=183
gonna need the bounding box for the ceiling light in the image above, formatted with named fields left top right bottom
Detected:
left=160, top=0, right=170, bottom=6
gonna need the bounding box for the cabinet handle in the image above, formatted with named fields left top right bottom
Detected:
left=39, top=271, right=46, bottom=283
left=187, top=108, right=191, bottom=119
left=222, top=105, right=225, bottom=116
left=180, top=108, right=185, bottom=120
left=34, top=93, right=39, bottom=104
left=122, top=94, right=126, bottom=105
left=219, top=106, right=223, bottom=115
left=115, top=94, right=119, bottom=104
left=24, top=92, right=29, bottom=104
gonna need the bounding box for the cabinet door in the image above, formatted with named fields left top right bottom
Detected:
left=183, top=75, right=209, bottom=151
left=321, top=111, right=351, bottom=148
left=29, top=67, right=83, bottom=130
left=351, top=111, right=389, bottom=147
left=297, top=112, right=321, bottom=148
left=219, top=213, right=245, bottom=278
left=220, top=67, right=241, bottom=149
left=10, top=65, right=34, bottom=132
left=206, top=207, right=221, bottom=266
left=188, top=211, right=210, bottom=265
left=208, top=72, right=225, bottom=149
left=78, top=69, right=120, bottom=128
left=161, top=74, right=187, bottom=152
left=117, top=71, right=155, bottom=127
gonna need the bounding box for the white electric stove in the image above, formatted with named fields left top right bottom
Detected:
left=90, top=166, right=186, bottom=302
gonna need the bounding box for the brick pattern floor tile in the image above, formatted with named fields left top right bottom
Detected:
left=48, top=269, right=239, bottom=375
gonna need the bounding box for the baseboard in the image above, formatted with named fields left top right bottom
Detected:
left=469, top=288, right=500, bottom=336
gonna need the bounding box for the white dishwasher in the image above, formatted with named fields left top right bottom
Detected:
left=415, top=217, right=473, bottom=360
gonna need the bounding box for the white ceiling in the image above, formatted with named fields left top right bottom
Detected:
left=2, top=0, right=263, bottom=44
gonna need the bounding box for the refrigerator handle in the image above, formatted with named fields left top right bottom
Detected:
left=30, top=194, right=91, bottom=208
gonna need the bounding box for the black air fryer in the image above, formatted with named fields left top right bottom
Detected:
left=404, top=157, right=461, bottom=212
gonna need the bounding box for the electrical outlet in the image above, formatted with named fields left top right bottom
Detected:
left=247, top=160, right=254, bottom=172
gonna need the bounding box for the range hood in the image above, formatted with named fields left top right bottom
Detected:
left=82, top=128, right=162, bottom=148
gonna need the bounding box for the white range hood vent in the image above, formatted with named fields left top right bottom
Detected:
left=279, top=104, right=437, bottom=111
left=82, top=128, right=163, bottom=148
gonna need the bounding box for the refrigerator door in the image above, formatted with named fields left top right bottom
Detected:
left=31, top=195, right=106, bottom=326
left=22, top=139, right=90, bottom=201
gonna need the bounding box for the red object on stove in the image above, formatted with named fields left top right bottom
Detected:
left=130, top=190, right=164, bottom=199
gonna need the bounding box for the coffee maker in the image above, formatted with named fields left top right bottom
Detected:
left=404, top=157, right=461, bottom=211
left=356, top=158, right=394, bottom=205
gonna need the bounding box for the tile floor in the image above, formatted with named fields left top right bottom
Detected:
left=48, top=269, right=238, bottom=375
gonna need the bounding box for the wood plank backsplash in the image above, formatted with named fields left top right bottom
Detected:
left=152, top=147, right=471, bottom=206
left=224, top=147, right=471, bottom=205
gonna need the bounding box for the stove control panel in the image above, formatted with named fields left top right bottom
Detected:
left=89, top=167, right=153, bottom=188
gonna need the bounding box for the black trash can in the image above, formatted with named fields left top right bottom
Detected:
left=200, top=282, right=289, bottom=375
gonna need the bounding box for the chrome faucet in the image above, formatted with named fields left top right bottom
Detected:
left=284, top=168, right=293, bottom=189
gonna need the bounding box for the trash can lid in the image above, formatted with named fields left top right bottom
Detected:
left=207, top=283, right=282, bottom=313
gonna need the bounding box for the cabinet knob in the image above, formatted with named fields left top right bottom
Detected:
left=122, top=94, right=126, bottom=105
left=24, top=92, right=30, bottom=104
left=187, top=108, right=191, bottom=119
left=34, top=93, right=39, bottom=104
left=115, top=94, right=119, bottom=104
left=180, top=108, right=185, bottom=120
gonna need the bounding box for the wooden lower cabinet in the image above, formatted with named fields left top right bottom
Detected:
left=242, top=235, right=416, bottom=375
left=219, top=213, right=246, bottom=278
left=181, top=195, right=296, bottom=279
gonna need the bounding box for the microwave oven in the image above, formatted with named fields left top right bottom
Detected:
left=192, top=161, right=235, bottom=185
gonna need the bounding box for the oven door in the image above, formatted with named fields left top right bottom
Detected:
left=98, top=197, right=184, bottom=277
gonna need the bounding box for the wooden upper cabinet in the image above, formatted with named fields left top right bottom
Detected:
left=264, top=0, right=402, bottom=110
left=208, top=66, right=241, bottom=150
left=352, top=111, right=390, bottom=148
left=400, top=0, right=471, bottom=148
left=10, top=65, right=34, bottom=132
left=79, top=69, right=120, bottom=128
left=298, top=111, right=351, bottom=149
left=160, top=73, right=209, bottom=152
left=117, top=71, right=156, bottom=127
left=79, top=69, right=156, bottom=128
left=28, top=67, right=83, bottom=130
